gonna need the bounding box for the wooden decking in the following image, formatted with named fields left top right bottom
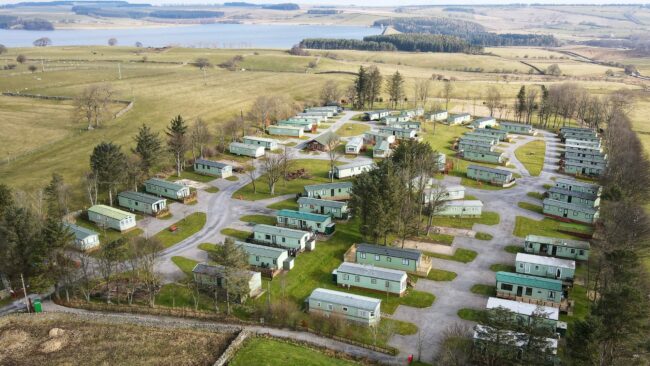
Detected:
left=344, top=244, right=357, bottom=263
left=496, top=291, right=573, bottom=313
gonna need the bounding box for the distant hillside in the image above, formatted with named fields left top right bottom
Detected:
left=0, top=15, right=54, bottom=30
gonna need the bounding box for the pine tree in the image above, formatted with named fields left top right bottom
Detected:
left=354, top=66, right=367, bottom=109
left=386, top=70, right=405, bottom=109
left=133, top=124, right=162, bottom=175
left=516, top=86, right=526, bottom=122
left=166, top=115, right=188, bottom=177
left=366, top=66, right=383, bottom=109
left=90, top=141, right=127, bottom=206
left=44, top=173, right=69, bottom=219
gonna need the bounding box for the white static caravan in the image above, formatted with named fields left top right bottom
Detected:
left=229, top=142, right=265, bottom=158
left=333, top=161, right=376, bottom=179
left=345, top=137, right=364, bottom=155
left=242, top=136, right=279, bottom=150
left=435, top=200, right=483, bottom=217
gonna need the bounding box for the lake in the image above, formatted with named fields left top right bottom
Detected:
left=0, top=23, right=381, bottom=48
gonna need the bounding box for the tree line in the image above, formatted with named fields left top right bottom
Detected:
left=0, top=14, right=53, bottom=30
left=300, top=33, right=477, bottom=54
left=299, top=38, right=397, bottom=52
left=72, top=6, right=224, bottom=19
left=373, top=17, right=559, bottom=47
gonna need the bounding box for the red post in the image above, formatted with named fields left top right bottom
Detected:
left=407, top=354, right=413, bottom=364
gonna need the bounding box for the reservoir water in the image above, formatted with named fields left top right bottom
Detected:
left=0, top=23, right=381, bottom=48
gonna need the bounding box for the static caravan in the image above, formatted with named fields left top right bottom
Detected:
left=427, top=110, right=448, bottom=121
left=565, top=138, right=601, bottom=148
left=373, top=140, right=391, bottom=158
left=516, top=253, right=575, bottom=282
left=305, top=106, right=339, bottom=115
left=334, top=262, right=408, bottom=296
left=253, top=224, right=315, bottom=251
left=288, top=117, right=321, bottom=127
left=564, top=143, right=603, bottom=156
left=303, top=181, right=352, bottom=201
left=463, top=133, right=498, bottom=145
left=354, top=243, right=429, bottom=275
left=458, top=140, right=495, bottom=153
left=307, top=288, right=381, bottom=326
left=192, top=263, right=262, bottom=299
left=364, top=131, right=396, bottom=145
left=436, top=153, right=447, bottom=171
left=229, top=142, right=265, bottom=158
left=298, top=197, right=349, bottom=220
left=381, top=115, right=410, bottom=125
left=500, top=122, right=535, bottom=135
left=560, top=126, right=594, bottom=134
left=345, top=137, right=364, bottom=155
left=563, top=159, right=605, bottom=177
left=486, top=297, right=561, bottom=332
left=237, top=241, right=291, bottom=271
left=276, top=209, right=335, bottom=235
left=542, top=198, right=599, bottom=225
left=267, top=125, right=304, bottom=138
left=377, top=126, right=417, bottom=140
left=435, top=200, right=483, bottom=217
left=277, top=119, right=314, bottom=133
left=400, top=107, right=424, bottom=118
left=393, top=121, right=422, bottom=130
left=194, top=159, right=233, bottom=178
left=333, top=161, right=376, bottom=179
left=144, top=178, right=191, bottom=201
left=303, top=108, right=333, bottom=117
left=474, top=128, right=510, bottom=142
left=364, top=110, right=391, bottom=121
left=562, top=130, right=598, bottom=140
left=118, top=191, right=167, bottom=216
left=463, top=150, right=507, bottom=165
left=466, top=165, right=515, bottom=186
left=524, top=235, right=590, bottom=261
left=496, top=271, right=565, bottom=308
left=87, top=205, right=136, bottom=232
left=448, top=113, right=471, bottom=125
left=564, top=149, right=606, bottom=163
left=471, top=117, right=497, bottom=129
left=295, top=113, right=326, bottom=124
left=242, top=136, right=279, bottom=150
left=64, top=223, right=100, bottom=250
left=548, top=187, right=600, bottom=208
left=422, top=185, right=465, bottom=203
left=554, top=178, right=601, bottom=196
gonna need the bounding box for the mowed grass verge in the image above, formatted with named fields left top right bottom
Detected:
left=230, top=337, right=361, bottom=366
left=154, top=212, right=207, bottom=248
left=427, top=211, right=500, bottom=229
left=335, top=122, right=370, bottom=137
left=513, top=216, right=590, bottom=239
left=514, top=139, right=546, bottom=176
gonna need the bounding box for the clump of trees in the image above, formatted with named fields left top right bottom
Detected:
left=73, top=84, right=115, bottom=130
left=299, top=38, right=396, bottom=52
left=33, top=37, right=51, bottom=47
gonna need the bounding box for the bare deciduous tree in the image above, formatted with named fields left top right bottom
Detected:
left=194, top=57, right=212, bottom=85
left=190, top=118, right=212, bottom=160
left=261, top=153, right=286, bottom=195
left=442, top=80, right=454, bottom=111
left=323, top=132, right=340, bottom=182
left=73, top=84, right=114, bottom=130
left=320, top=80, right=340, bottom=106
left=414, top=78, right=431, bottom=109
left=485, top=86, right=501, bottom=117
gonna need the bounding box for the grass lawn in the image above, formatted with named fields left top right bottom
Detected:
left=266, top=197, right=299, bottom=210
left=205, top=186, right=220, bottom=193
left=233, top=159, right=336, bottom=200
left=490, top=263, right=516, bottom=272
left=335, top=123, right=370, bottom=137
left=475, top=232, right=493, bottom=240
left=427, top=211, right=500, bottom=229
left=226, top=176, right=239, bottom=181
left=155, top=283, right=217, bottom=311
left=457, top=308, right=487, bottom=322
left=504, top=245, right=524, bottom=254
left=518, top=201, right=543, bottom=214
left=153, top=212, right=207, bottom=248
left=471, top=284, right=496, bottom=297
left=240, top=214, right=276, bottom=226
left=167, top=169, right=215, bottom=183
left=412, top=232, right=455, bottom=245
left=513, top=216, right=588, bottom=239
left=171, top=256, right=199, bottom=276
left=514, top=139, right=546, bottom=176
left=426, top=248, right=478, bottom=263
left=230, top=337, right=360, bottom=366
left=426, top=268, right=458, bottom=281
left=220, top=228, right=252, bottom=241
left=526, top=191, right=544, bottom=200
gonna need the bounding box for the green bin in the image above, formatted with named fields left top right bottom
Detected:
left=33, top=299, right=42, bottom=313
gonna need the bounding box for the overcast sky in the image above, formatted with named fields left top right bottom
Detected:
left=3, top=0, right=649, bottom=5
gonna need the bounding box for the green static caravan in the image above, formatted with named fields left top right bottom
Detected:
left=192, top=263, right=262, bottom=300
left=303, top=108, right=334, bottom=117
left=242, top=136, right=279, bottom=150
left=466, top=165, right=515, bottom=186
left=288, top=117, right=322, bottom=127
left=118, top=191, right=167, bottom=216
left=435, top=200, right=483, bottom=217
left=193, top=158, right=233, bottom=178
left=516, top=253, right=576, bottom=282
left=495, top=271, right=565, bottom=308
left=229, top=142, right=265, bottom=158
left=381, top=115, right=410, bottom=125
left=345, top=136, right=364, bottom=154
left=303, top=181, right=353, bottom=201
left=373, top=140, right=391, bottom=158
left=236, top=241, right=292, bottom=271
left=564, top=143, right=603, bottom=157
left=427, top=110, right=448, bottom=122
left=565, top=138, right=601, bottom=149
left=63, top=223, right=100, bottom=251
left=377, top=126, right=417, bottom=140
left=524, top=235, right=590, bottom=261
left=297, top=111, right=330, bottom=120
left=252, top=223, right=316, bottom=251
left=458, top=140, right=494, bottom=153
left=548, top=186, right=600, bottom=208
left=392, top=121, right=422, bottom=131
left=564, top=149, right=607, bottom=163
left=499, top=122, right=535, bottom=135
left=486, top=297, right=562, bottom=333
left=473, top=325, right=559, bottom=365
left=363, top=131, right=396, bottom=145
left=561, top=130, right=598, bottom=140
left=543, top=198, right=599, bottom=225
left=354, top=243, right=428, bottom=274
left=554, top=178, right=601, bottom=196
left=364, top=109, right=391, bottom=121
left=463, top=132, right=499, bottom=145
left=471, top=117, right=498, bottom=129
left=267, top=125, right=304, bottom=138
left=144, top=178, right=191, bottom=201
left=307, top=288, right=381, bottom=326
left=277, top=119, right=314, bottom=133
left=87, top=204, right=136, bottom=232
left=448, top=113, right=471, bottom=125
left=422, top=184, right=465, bottom=204
left=305, top=106, right=339, bottom=115
left=333, top=161, right=376, bottom=179
left=463, top=150, right=507, bottom=165
left=560, top=126, right=594, bottom=134
left=474, top=128, right=510, bottom=142
left=333, top=262, right=408, bottom=296
left=298, top=197, right=349, bottom=220
left=562, top=158, right=606, bottom=177
left=295, top=114, right=326, bottom=124
left=276, top=209, right=335, bottom=235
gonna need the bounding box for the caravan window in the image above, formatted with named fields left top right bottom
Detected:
left=501, top=284, right=513, bottom=291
